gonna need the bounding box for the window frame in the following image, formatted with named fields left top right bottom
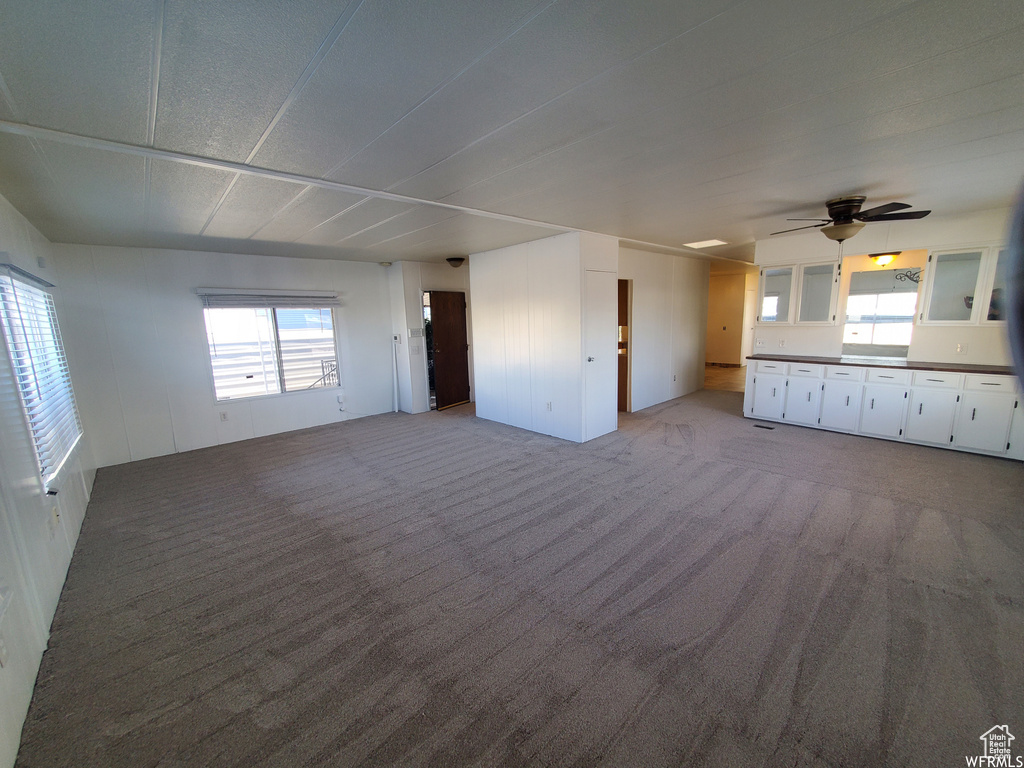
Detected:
left=0, top=264, right=83, bottom=489
left=196, top=289, right=342, bottom=404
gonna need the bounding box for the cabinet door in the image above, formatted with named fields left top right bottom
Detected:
left=819, top=381, right=862, bottom=431
left=905, top=389, right=958, bottom=446
left=783, top=377, right=821, bottom=425
left=749, top=374, right=785, bottom=419
left=1008, top=399, right=1024, bottom=461
left=954, top=392, right=1015, bottom=453
left=859, top=385, right=908, bottom=439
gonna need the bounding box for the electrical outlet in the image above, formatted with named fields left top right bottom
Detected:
left=755, top=339, right=766, bottom=348
left=955, top=343, right=968, bottom=355
left=673, top=374, right=677, bottom=381
left=219, top=412, right=228, bottom=422
left=48, top=505, right=60, bottom=538
left=0, top=634, right=8, bottom=668
left=778, top=339, right=786, bottom=348
left=546, top=402, right=552, bottom=411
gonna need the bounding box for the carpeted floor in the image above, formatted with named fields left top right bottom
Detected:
left=15, top=390, right=1024, bottom=767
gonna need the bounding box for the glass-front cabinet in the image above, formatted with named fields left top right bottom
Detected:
left=757, top=262, right=838, bottom=326
left=920, top=246, right=1005, bottom=325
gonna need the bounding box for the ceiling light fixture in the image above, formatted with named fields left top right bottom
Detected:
left=684, top=239, right=727, bottom=248
left=869, top=252, right=901, bottom=267
left=820, top=221, right=865, bottom=242
left=446, top=257, right=466, bottom=268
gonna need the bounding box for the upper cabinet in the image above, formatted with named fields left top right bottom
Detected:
left=920, top=245, right=1005, bottom=326
left=757, top=262, right=837, bottom=325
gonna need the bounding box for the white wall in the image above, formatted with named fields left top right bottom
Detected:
left=52, top=244, right=395, bottom=469
left=752, top=208, right=1013, bottom=365
left=619, top=247, right=709, bottom=411
left=0, top=195, right=92, bottom=768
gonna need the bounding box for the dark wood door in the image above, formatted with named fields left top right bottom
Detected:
left=429, top=291, right=470, bottom=410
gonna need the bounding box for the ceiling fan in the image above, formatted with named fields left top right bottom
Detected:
left=771, top=195, right=931, bottom=242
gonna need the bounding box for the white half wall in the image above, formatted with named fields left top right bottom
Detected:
left=0, top=194, right=91, bottom=768
left=619, top=247, right=709, bottom=412
left=52, top=245, right=395, bottom=469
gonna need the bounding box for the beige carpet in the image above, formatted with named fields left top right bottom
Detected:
left=15, top=390, right=1024, bottom=767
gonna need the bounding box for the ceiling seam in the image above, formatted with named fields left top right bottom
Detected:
left=144, top=0, right=166, bottom=227
left=319, top=0, right=559, bottom=181
left=0, top=120, right=718, bottom=259
left=374, top=0, right=752, bottom=197
left=246, top=185, right=314, bottom=240
left=201, top=0, right=365, bottom=238
left=243, top=0, right=365, bottom=166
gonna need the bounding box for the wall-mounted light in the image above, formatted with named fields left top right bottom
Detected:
left=869, top=251, right=901, bottom=266
left=446, top=257, right=466, bottom=268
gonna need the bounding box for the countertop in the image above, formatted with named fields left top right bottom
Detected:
left=746, top=353, right=1016, bottom=376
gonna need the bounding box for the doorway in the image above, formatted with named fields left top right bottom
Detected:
left=617, top=279, right=631, bottom=412
left=423, top=291, right=471, bottom=410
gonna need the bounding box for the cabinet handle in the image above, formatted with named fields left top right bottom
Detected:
left=981, top=382, right=999, bottom=386
left=879, top=375, right=893, bottom=379
left=919, top=403, right=923, bottom=415
left=870, top=398, right=875, bottom=409
left=807, top=392, right=811, bottom=402
left=845, top=395, right=850, bottom=406
left=772, top=387, right=776, bottom=397
left=925, top=378, right=944, bottom=382
left=971, top=408, right=976, bottom=421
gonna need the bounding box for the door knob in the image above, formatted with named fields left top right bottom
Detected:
left=587, top=356, right=595, bottom=362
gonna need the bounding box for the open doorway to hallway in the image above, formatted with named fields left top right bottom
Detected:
left=705, top=260, right=759, bottom=393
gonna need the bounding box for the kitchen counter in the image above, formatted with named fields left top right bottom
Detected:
left=746, top=353, right=1015, bottom=377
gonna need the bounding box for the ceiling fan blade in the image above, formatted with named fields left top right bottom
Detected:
left=785, top=218, right=832, bottom=222
left=854, top=202, right=911, bottom=219
left=859, top=210, right=931, bottom=222
left=770, top=223, right=828, bottom=236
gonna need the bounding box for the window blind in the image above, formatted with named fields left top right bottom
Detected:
left=195, top=288, right=340, bottom=309
left=0, top=265, right=82, bottom=487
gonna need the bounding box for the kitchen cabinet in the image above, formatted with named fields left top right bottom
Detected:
left=749, top=373, right=785, bottom=419
left=819, top=380, right=862, bottom=432
left=859, top=384, right=908, bottom=439
left=783, top=377, right=821, bottom=425
left=905, top=388, right=959, bottom=447
left=744, top=356, right=1020, bottom=461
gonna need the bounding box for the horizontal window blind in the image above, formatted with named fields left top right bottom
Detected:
left=195, top=288, right=340, bottom=309
left=0, top=265, right=82, bottom=487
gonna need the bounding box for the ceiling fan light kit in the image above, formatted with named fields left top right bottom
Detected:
left=770, top=195, right=932, bottom=247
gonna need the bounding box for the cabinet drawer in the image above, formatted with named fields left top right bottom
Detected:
left=866, top=368, right=910, bottom=385
left=788, top=363, right=824, bottom=378
left=911, top=371, right=962, bottom=389
left=755, top=360, right=787, bottom=373
left=825, top=366, right=865, bottom=382
left=964, top=374, right=1017, bottom=393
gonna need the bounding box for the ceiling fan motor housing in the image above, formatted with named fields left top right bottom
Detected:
left=825, top=195, right=867, bottom=224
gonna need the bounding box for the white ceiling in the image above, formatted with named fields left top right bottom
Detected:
left=0, top=0, right=1022, bottom=264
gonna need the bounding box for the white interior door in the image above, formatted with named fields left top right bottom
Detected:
left=583, top=270, right=618, bottom=441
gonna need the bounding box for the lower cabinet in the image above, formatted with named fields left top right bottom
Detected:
left=819, top=380, right=862, bottom=431
left=743, top=360, right=1021, bottom=461
left=905, top=388, right=959, bottom=447
left=782, top=377, right=821, bottom=425
left=859, top=385, right=908, bottom=439
left=954, top=392, right=1016, bottom=453
left=749, top=373, right=785, bottom=419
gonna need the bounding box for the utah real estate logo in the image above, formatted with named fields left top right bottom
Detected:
left=967, top=726, right=1021, bottom=767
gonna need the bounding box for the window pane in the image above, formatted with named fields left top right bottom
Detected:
left=926, top=251, right=982, bottom=321
left=761, top=268, right=791, bottom=322
left=274, top=308, right=338, bottom=391
left=204, top=308, right=280, bottom=400
left=987, top=249, right=1007, bottom=321
left=799, top=264, right=834, bottom=322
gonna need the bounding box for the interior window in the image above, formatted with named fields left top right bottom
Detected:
left=842, top=268, right=919, bottom=357
left=925, top=250, right=983, bottom=322
left=986, top=249, right=1008, bottom=321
